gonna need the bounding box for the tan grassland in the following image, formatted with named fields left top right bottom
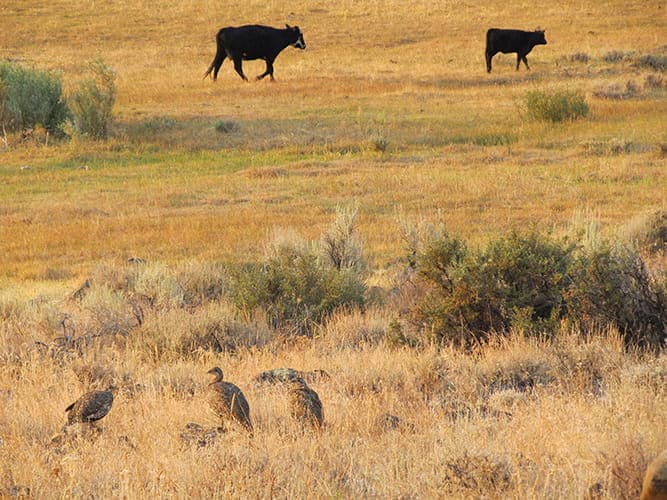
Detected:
left=0, top=0, right=666, bottom=498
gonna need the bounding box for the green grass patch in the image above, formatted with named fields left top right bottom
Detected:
left=525, top=90, right=589, bottom=123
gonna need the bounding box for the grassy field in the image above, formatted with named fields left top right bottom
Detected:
left=1, top=0, right=666, bottom=497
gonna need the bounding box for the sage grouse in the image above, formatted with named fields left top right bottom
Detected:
left=65, top=388, right=115, bottom=425
left=287, top=377, right=324, bottom=429
left=207, top=367, right=253, bottom=434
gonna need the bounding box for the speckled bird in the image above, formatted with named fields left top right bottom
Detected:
left=65, top=388, right=115, bottom=425
left=287, top=377, right=324, bottom=429
left=207, top=367, right=253, bottom=434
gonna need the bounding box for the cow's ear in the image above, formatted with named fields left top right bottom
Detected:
left=286, top=23, right=292, bottom=29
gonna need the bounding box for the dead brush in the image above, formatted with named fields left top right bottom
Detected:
left=442, top=451, right=514, bottom=495
left=550, top=330, right=626, bottom=395
left=592, top=80, right=641, bottom=100
left=316, top=307, right=387, bottom=350
left=474, top=336, right=556, bottom=395
left=598, top=436, right=649, bottom=500
left=411, top=355, right=455, bottom=401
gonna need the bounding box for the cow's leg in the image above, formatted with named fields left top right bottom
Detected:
left=212, top=53, right=226, bottom=80
left=516, top=52, right=531, bottom=71
left=257, top=60, right=275, bottom=81
left=204, top=49, right=226, bottom=81
left=232, top=56, right=248, bottom=81
left=486, top=50, right=494, bottom=73
left=522, top=55, right=530, bottom=70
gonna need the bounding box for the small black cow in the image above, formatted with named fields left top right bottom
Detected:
left=485, top=28, right=547, bottom=73
left=204, top=24, right=306, bottom=81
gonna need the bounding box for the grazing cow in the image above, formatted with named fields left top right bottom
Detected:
left=485, top=28, right=547, bottom=73
left=204, top=24, right=306, bottom=81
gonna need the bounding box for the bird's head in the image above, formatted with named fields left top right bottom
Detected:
left=207, top=367, right=224, bottom=383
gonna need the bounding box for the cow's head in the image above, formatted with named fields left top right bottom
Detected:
left=286, top=24, right=306, bottom=50
left=533, top=28, right=547, bottom=45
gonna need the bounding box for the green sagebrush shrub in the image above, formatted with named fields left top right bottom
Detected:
left=229, top=237, right=366, bottom=335
left=70, top=59, right=116, bottom=139
left=413, top=230, right=572, bottom=347
left=565, top=243, right=666, bottom=350
left=0, top=61, right=69, bottom=134
left=410, top=227, right=665, bottom=349
left=525, top=89, right=589, bottom=122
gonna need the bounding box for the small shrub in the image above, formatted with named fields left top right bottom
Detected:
left=592, top=80, right=640, bottom=100
left=603, top=50, right=632, bottom=63
left=473, top=133, right=514, bottom=146
left=644, top=74, right=664, bottom=89
left=635, top=54, right=667, bottom=72
left=525, top=89, right=589, bottom=122
left=229, top=234, right=366, bottom=334
left=403, top=222, right=665, bottom=350
left=70, top=59, right=116, bottom=140
left=569, top=52, right=590, bottom=63
left=320, top=203, right=366, bottom=273
left=215, top=119, right=240, bottom=133
left=0, top=61, right=69, bottom=135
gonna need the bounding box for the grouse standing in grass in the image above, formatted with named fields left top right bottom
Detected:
left=207, top=367, right=253, bottom=434
left=287, top=377, right=324, bottom=430
left=65, top=387, right=115, bottom=425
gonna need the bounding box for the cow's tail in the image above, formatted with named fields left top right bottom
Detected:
left=203, top=32, right=225, bottom=80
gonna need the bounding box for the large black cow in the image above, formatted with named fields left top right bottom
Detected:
left=204, top=24, right=306, bottom=81
left=485, top=29, right=547, bottom=73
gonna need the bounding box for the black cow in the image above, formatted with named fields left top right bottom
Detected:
left=204, top=24, right=306, bottom=81
left=485, top=29, right=547, bottom=73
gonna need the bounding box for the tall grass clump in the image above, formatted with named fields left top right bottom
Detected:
left=525, top=89, right=589, bottom=122
left=0, top=61, right=69, bottom=136
left=69, top=59, right=116, bottom=140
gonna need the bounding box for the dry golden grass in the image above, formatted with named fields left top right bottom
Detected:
left=2, top=309, right=666, bottom=497
left=1, top=0, right=666, bottom=497
left=1, top=0, right=665, bottom=282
